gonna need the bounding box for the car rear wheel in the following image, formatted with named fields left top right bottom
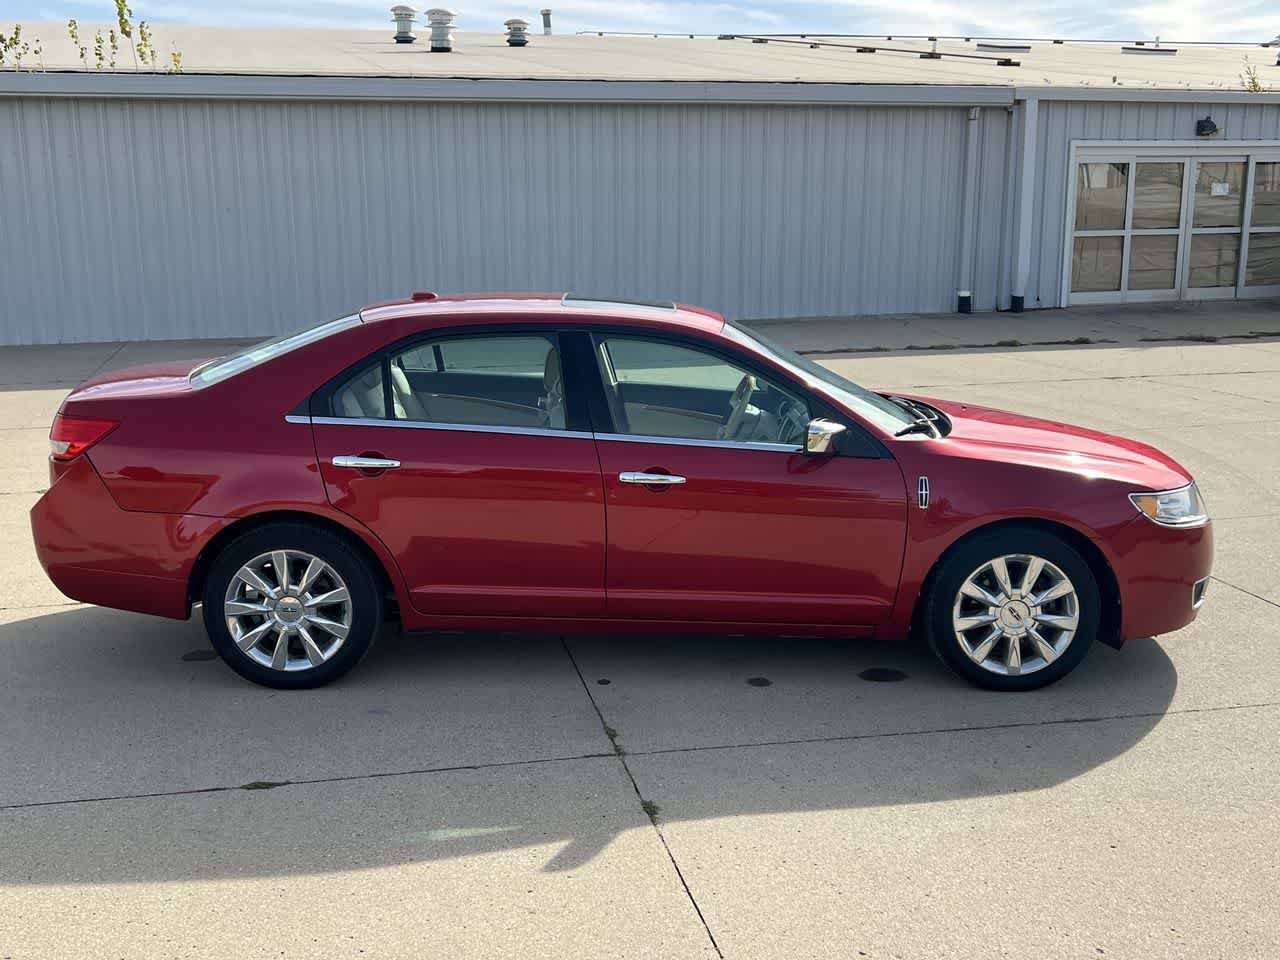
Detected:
left=202, top=523, right=381, bottom=689
left=923, top=528, right=1100, bottom=691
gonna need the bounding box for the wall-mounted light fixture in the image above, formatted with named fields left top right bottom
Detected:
left=1195, top=115, right=1219, bottom=137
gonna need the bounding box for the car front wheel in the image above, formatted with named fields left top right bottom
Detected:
left=202, top=522, right=382, bottom=689
left=923, top=528, right=1101, bottom=691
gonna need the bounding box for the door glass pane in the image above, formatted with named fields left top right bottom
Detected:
left=1193, top=162, right=1246, bottom=228
left=389, top=334, right=565, bottom=429
left=332, top=362, right=387, bottom=419
left=598, top=337, right=807, bottom=445
left=1188, top=234, right=1240, bottom=288
left=1246, top=233, right=1280, bottom=286
left=1128, top=235, right=1179, bottom=290
left=1252, top=162, right=1280, bottom=228
left=438, top=337, right=554, bottom=375
left=1132, top=162, right=1183, bottom=228
left=1071, top=236, right=1124, bottom=292
left=1074, top=162, right=1129, bottom=230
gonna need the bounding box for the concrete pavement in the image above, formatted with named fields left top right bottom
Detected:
left=750, top=297, right=1280, bottom=354
left=1, top=306, right=1278, bottom=959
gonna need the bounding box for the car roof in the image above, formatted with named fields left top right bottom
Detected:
left=359, top=292, right=726, bottom=336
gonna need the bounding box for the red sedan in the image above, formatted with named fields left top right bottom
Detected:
left=30, top=294, right=1212, bottom=690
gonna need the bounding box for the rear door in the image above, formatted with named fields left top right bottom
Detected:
left=311, top=329, right=606, bottom=618
left=585, top=332, right=908, bottom=626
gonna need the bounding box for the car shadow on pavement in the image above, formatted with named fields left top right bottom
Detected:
left=0, top=606, right=1177, bottom=883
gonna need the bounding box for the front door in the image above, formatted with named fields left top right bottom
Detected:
left=587, top=332, right=908, bottom=626
left=311, top=331, right=606, bottom=618
left=1067, top=148, right=1280, bottom=304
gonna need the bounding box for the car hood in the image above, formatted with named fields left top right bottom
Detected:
left=904, top=394, right=1193, bottom=491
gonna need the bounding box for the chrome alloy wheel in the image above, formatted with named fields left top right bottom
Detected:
left=951, top=554, right=1080, bottom=677
left=223, top=549, right=353, bottom=672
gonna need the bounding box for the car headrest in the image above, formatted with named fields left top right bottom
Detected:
left=544, top=347, right=562, bottom=392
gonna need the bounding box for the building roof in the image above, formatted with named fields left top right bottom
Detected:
left=6, top=21, right=1279, bottom=94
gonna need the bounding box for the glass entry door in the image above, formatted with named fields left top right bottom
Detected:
left=1067, top=149, right=1280, bottom=305
left=1070, top=158, right=1186, bottom=303
left=1183, top=159, right=1246, bottom=300
left=1244, top=159, right=1280, bottom=296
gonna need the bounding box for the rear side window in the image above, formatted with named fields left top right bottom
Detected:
left=399, top=337, right=552, bottom=376
left=331, top=362, right=387, bottom=420
left=389, top=334, right=565, bottom=430
left=190, top=314, right=360, bottom=388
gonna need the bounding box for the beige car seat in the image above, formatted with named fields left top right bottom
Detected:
left=337, top=364, right=430, bottom=420
left=541, top=348, right=565, bottom=429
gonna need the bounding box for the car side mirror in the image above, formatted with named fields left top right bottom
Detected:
left=804, top=418, right=846, bottom=455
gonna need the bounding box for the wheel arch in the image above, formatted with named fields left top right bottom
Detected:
left=911, top=517, right=1123, bottom=650
left=188, top=508, right=406, bottom=620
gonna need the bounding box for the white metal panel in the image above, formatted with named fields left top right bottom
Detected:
left=1027, top=100, right=1280, bottom=309
left=0, top=97, right=999, bottom=345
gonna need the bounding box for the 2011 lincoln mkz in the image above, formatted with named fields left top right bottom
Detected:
left=30, top=294, right=1213, bottom=690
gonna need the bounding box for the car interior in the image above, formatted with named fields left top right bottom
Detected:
left=595, top=337, right=808, bottom=445
left=329, top=332, right=807, bottom=445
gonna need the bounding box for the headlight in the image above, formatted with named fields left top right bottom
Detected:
left=1129, top=483, right=1208, bottom=527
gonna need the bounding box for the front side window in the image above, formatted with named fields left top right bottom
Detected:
left=722, top=321, right=916, bottom=435
left=596, top=336, right=808, bottom=446
left=191, top=314, right=361, bottom=388
left=388, top=333, right=566, bottom=430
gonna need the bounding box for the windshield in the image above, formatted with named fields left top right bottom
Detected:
left=724, top=320, right=916, bottom=434
left=190, top=314, right=362, bottom=388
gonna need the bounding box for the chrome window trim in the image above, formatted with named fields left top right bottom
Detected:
left=595, top=432, right=802, bottom=454
left=306, top=415, right=594, bottom=441
left=294, top=416, right=802, bottom=451
left=190, top=313, right=362, bottom=390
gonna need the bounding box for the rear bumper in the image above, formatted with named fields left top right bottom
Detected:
left=1112, top=516, right=1213, bottom=641
left=30, top=456, right=226, bottom=620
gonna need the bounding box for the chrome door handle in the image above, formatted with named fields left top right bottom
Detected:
left=619, top=471, right=686, bottom=485
left=333, top=455, right=401, bottom=470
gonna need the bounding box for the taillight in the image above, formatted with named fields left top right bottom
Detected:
left=49, top=414, right=118, bottom=462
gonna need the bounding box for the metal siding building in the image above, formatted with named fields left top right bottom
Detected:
left=1, top=26, right=1278, bottom=345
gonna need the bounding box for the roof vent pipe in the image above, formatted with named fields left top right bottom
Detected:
left=541, top=8, right=552, bottom=34
left=426, top=8, right=455, bottom=52
left=505, top=17, right=529, bottom=45
left=391, top=5, right=417, bottom=43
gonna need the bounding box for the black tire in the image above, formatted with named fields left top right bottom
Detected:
left=202, top=522, right=382, bottom=689
left=922, top=527, right=1100, bottom=692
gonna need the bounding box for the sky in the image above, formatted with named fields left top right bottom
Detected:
left=5, top=0, right=1277, bottom=43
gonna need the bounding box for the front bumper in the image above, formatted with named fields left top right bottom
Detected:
left=30, top=456, right=225, bottom=620
left=1111, top=515, right=1214, bottom=641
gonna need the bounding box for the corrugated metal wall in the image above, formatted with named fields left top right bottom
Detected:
left=1027, top=99, right=1280, bottom=308
left=0, top=97, right=1005, bottom=345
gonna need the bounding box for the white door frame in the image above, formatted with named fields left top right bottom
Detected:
left=1061, top=140, right=1280, bottom=307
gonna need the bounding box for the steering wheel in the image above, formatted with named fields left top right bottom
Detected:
left=718, top=374, right=757, bottom=440
left=778, top=399, right=808, bottom=446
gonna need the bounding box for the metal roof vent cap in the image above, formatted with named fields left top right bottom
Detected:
left=426, top=8, right=455, bottom=52
left=505, top=18, right=530, bottom=45
left=390, top=5, right=417, bottom=43
left=541, top=8, right=552, bottom=35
